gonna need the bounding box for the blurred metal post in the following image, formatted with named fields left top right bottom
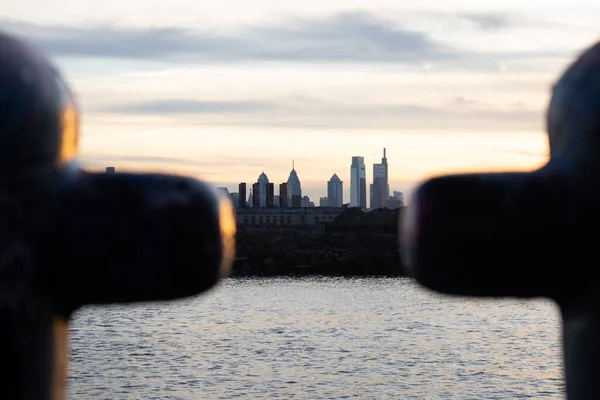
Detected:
left=0, top=31, right=235, bottom=399
left=401, top=42, right=600, bottom=399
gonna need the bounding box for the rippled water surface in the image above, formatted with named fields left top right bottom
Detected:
left=68, top=278, right=564, bottom=399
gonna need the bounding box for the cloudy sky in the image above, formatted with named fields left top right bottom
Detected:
left=2, top=1, right=598, bottom=203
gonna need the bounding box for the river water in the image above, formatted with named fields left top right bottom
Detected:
left=68, top=278, right=564, bottom=399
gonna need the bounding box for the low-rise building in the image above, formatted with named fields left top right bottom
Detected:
left=235, top=207, right=344, bottom=227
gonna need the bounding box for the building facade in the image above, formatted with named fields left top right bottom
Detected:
left=266, top=183, right=274, bottom=207
left=217, top=187, right=229, bottom=197
left=252, top=183, right=260, bottom=208
left=291, top=194, right=302, bottom=208
left=350, top=156, right=367, bottom=209
left=229, top=192, right=240, bottom=208
left=371, top=165, right=387, bottom=208
left=371, top=148, right=389, bottom=209
left=279, top=183, right=288, bottom=208
left=235, top=207, right=343, bottom=227
left=257, top=172, right=269, bottom=207
left=301, top=196, right=314, bottom=208
left=327, top=173, right=343, bottom=207
left=393, top=191, right=404, bottom=204
left=238, top=183, right=247, bottom=208
left=286, top=161, right=302, bottom=206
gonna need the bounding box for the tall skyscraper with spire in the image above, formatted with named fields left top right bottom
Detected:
left=371, top=148, right=389, bottom=209
left=350, top=156, right=367, bottom=209
left=287, top=160, right=302, bottom=207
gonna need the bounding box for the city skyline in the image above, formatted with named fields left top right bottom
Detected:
left=224, top=150, right=399, bottom=208
left=4, top=2, right=594, bottom=202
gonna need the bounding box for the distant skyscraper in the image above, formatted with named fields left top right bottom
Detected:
left=371, top=148, right=389, bottom=209
left=217, top=187, right=229, bottom=198
left=257, top=172, right=269, bottom=207
left=279, top=183, right=289, bottom=208
left=319, top=197, right=329, bottom=207
left=350, top=156, right=367, bottom=209
left=230, top=193, right=240, bottom=208
left=291, top=195, right=302, bottom=208
left=106, top=166, right=115, bottom=174
left=266, top=183, right=274, bottom=207
left=327, top=173, right=343, bottom=207
left=287, top=161, right=302, bottom=205
left=238, top=183, right=247, bottom=208
left=393, top=191, right=404, bottom=206
left=302, top=196, right=313, bottom=208
left=252, top=183, right=260, bottom=208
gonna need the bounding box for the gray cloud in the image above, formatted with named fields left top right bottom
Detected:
left=105, top=100, right=275, bottom=114
left=99, top=96, right=543, bottom=131
left=450, top=95, right=495, bottom=109
left=80, top=154, right=268, bottom=170
left=426, top=10, right=571, bottom=31
left=2, top=12, right=450, bottom=62
left=1, top=11, right=569, bottom=69
left=81, top=154, right=203, bottom=167
left=456, top=13, right=513, bottom=30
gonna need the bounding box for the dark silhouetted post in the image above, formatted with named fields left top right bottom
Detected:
left=401, top=42, right=600, bottom=399
left=0, top=32, right=235, bottom=399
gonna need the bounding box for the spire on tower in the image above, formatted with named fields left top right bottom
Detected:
left=292, top=159, right=295, bottom=170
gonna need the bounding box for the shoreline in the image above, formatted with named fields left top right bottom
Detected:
left=232, top=227, right=403, bottom=278
left=224, top=275, right=408, bottom=280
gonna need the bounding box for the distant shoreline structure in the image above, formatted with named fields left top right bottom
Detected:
left=231, top=208, right=403, bottom=278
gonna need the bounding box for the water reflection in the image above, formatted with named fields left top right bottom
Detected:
left=68, top=278, right=564, bottom=399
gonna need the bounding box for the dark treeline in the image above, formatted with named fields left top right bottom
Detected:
left=232, top=208, right=405, bottom=277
